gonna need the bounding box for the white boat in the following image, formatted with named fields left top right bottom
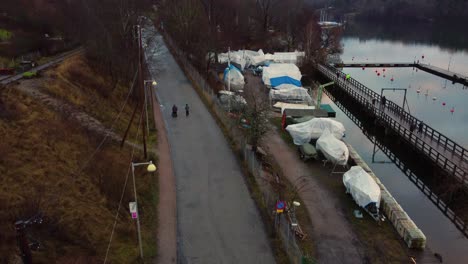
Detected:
left=315, top=129, right=348, bottom=165
left=343, top=166, right=381, bottom=220
left=286, top=118, right=345, bottom=145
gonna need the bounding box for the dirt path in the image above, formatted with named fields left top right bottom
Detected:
left=151, top=86, right=177, bottom=264
left=10, top=78, right=142, bottom=150
left=263, top=127, right=365, bottom=264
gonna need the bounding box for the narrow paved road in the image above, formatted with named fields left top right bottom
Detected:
left=143, top=27, right=275, bottom=263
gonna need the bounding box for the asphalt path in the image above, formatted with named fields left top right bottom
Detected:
left=143, top=28, right=275, bottom=263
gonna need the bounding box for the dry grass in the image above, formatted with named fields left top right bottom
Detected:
left=0, top=54, right=158, bottom=263
left=42, top=54, right=144, bottom=143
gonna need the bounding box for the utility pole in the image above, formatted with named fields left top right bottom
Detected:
left=15, top=221, right=32, bottom=264
left=228, top=46, right=231, bottom=112
left=137, top=24, right=148, bottom=159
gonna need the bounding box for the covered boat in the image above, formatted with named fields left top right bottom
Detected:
left=343, top=166, right=381, bottom=220
left=262, top=63, right=302, bottom=88
left=315, top=129, right=349, bottom=165
left=223, top=64, right=245, bottom=91
left=269, top=86, right=313, bottom=105
left=286, top=118, right=345, bottom=145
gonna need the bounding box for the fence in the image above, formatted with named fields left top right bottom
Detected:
left=317, top=64, right=468, bottom=185
left=161, top=30, right=312, bottom=264
left=324, top=82, right=468, bottom=238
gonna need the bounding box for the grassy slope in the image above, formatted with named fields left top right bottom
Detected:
left=0, top=55, right=158, bottom=263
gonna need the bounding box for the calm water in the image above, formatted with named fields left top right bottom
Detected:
left=328, top=21, right=468, bottom=263
left=340, top=39, right=468, bottom=148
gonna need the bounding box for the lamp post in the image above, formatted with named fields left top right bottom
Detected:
left=143, top=80, right=157, bottom=135
left=131, top=160, right=157, bottom=260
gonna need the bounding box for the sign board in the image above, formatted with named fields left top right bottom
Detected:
left=276, top=201, right=286, bottom=214
left=129, top=202, right=138, bottom=219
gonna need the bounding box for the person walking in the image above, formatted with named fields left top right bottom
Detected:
left=172, top=104, right=178, bottom=118
left=185, top=104, right=190, bottom=117
left=381, top=96, right=387, bottom=112
left=418, top=122, right=424, bottom=134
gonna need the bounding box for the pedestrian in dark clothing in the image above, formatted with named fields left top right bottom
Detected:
left=410, top=122, right=416, bottom=133
left=185, top=104, right=190, bottom=117
left=172, top=104, right=178, bottom=117
left=381, top=96, right=387, bottom=112
left=372, top=98, right=376, bottom=105
left=336, top=71, right=340, bottom=79
left=418, top=122, right=423, bottom=133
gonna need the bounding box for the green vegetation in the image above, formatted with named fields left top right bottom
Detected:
left=22, top=71, right=37, bottom=78
left=0, top=29, right=12, bottom=41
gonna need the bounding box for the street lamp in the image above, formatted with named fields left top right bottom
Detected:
left=143, top=80, right=158, bottom=135
left=131, top=160, right=157, bottom=260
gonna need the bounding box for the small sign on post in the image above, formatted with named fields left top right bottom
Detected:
left=129, top=202, right=138, bottom=219
left=276, top=201, right=286, bottom=214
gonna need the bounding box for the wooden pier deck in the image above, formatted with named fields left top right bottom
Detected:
left=332, top=62, right=468, bottom=86
left=318, top=64, right=468, bottom=185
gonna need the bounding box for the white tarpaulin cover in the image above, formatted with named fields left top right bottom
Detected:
left=218, top=49, right=268, bottom=69
left=272, top=84, right=300, bottom=90
left=272, top=102, right=315, bottom=114
left=343, top=166, right=381, bottom=208
left=286, top=118, right=345, bottom=145
left=316, top=129, right=349, bottom=165
left=269, top=86, right=313, bottom=105
left=270, top=51, right=305, bottom=64
left=223, top=65, right=245, bottom=90
left=262, top=63, right=302, bottom=87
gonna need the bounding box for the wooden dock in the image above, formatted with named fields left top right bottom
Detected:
left=332, top=62, right=468, bottom=86
left=318, top=64, right=468, bottom=185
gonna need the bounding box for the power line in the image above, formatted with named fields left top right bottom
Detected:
left=75, top=69, right=139, bottom=177
left=103, top=105, right=144, bottom=264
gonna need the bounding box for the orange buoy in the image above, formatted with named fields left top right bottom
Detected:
left=377, top=72, right=380, bottom=76
left=442, top=102, right=446, bottom=106
left=383, top=69, right=386, bottom=72
left=362, top=67, right=365, bottom=70
left=422, top=55, right=425, bottom=59
left=450, top=107, right=455, bottom=114
left=391, top=76, right=394, bottom=81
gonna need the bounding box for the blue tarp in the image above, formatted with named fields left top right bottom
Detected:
left=223, top=64, right=242, bottom=82
left=270, top=76, right=302, bottom=87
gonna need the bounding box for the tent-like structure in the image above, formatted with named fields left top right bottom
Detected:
left=269, top=86, right=313, bottom=105
left=262, top=63, right=302, bottom=88
left=343, top=166, right=381, bottom=210
left=223, top=65, right=245, bottom=91
left=286, top=118, right=345, bottom=145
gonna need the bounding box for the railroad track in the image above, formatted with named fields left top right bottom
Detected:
left=0, top=47, right=84, bottom=87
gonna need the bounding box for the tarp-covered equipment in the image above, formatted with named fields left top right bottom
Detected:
left=286, top=118, right=345, bottom=145
left=316, top=129, right=349, bottom=165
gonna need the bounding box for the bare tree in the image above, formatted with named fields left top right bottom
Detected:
left=255, top=0, right=279, bottom=32
left=303, top=18, right=324, bottom=65
left=243, top=87, right=271, bottom=152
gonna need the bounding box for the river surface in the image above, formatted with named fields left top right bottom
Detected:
left=327, top=20, right=468, bottom=264
left=340, top=21, right=468, bottom=148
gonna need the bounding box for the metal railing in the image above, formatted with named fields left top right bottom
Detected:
left=326, top=91, right=468, bottom=238
left=318, top=64, right=468, bottom=185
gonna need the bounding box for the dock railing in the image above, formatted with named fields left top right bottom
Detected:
left=318, top=64, right=468, bottom=184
